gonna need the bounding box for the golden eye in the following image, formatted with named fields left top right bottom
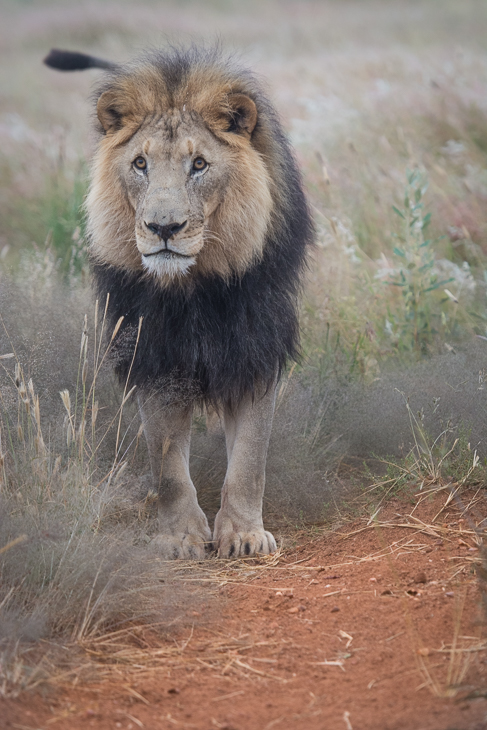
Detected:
left=133, top=156, right=147, bottom=170
left=192, top=157, right=207, bottom=172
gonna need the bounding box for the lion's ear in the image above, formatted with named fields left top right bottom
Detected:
left=97, top=90, right=125, bottom=133
left=226, top=93, right=258, bottom=137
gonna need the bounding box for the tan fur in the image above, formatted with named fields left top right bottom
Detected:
left=138, top=385, right=277, bottom=559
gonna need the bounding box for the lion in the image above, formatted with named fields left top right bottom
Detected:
left=44, top=46, right=313, bottom=559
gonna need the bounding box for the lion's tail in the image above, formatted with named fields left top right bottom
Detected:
left=43, top=49, right=116, bottom=72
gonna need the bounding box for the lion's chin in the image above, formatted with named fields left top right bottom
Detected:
left=141, top=251, right=196, bottom=280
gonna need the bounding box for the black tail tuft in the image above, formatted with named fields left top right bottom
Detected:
left=43, top=49, right=115, bottom=72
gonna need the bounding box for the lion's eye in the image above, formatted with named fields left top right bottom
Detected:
left=192, top=157, right=208, bottom=172
left=133, top=156, right=147, bottom=171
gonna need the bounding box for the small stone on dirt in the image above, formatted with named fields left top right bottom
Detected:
left=414, top=572, right=427, bottom=584
left=381, top=589, right=392, bottom=595
left=331, top=606, right=340, bottom=613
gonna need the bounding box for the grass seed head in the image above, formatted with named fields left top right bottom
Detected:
left=59, top=389, right=71, bottom=415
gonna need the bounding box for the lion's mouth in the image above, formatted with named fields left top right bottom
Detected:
left=143, top=248, right=192, bottom=259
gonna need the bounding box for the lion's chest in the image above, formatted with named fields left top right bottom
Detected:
left=95, top=262, right=295, bottom=405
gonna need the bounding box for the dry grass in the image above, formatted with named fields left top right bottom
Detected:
left=0, top=304, right=209, bottom=697
left=336, top=486, right=487, bottom=698
left=0, top=0, right=487, bottom=700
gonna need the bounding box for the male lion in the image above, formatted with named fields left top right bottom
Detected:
left=44, top=46, right=313, bottom=559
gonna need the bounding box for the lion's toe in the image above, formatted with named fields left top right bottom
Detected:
left=151, top=532, right=210, bottom=560
left=217, top=529, right=276, bottom=559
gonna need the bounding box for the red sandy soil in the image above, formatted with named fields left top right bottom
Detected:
left=2, top=488, right=487, bottom=730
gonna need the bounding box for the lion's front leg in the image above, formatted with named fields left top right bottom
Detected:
left=138, top=393, right=211, bottom=559
left=213, top=385, right=277, bottom=558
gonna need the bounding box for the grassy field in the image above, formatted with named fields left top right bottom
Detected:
left=1, top=0, right=487, bottom=696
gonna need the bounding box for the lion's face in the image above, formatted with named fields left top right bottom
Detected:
left=120, top=112, right=235, bottom=279
left=87, top=65, right=276, bottom=287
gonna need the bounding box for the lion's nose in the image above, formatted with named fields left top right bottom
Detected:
left=145, top=221, right=187, bottom=242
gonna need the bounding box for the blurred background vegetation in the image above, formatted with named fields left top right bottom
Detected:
left=3, top=0, right=487, bottom=363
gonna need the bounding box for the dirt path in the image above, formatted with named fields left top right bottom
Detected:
left=2, top=490, right=487, bottom=730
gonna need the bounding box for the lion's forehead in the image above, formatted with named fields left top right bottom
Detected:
left=136, top=114, right=220, bottom=161
left=149, top=108, right=183, bottom=136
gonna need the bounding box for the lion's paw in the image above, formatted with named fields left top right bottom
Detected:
left=152, top=505, right=212, bottom=560
left=214, top=525, right=277, bottom=559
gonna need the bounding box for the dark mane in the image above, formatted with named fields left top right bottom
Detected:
left=94, top=212, right=309, bottom=406
left=91, top=46, right=313, bottom=406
